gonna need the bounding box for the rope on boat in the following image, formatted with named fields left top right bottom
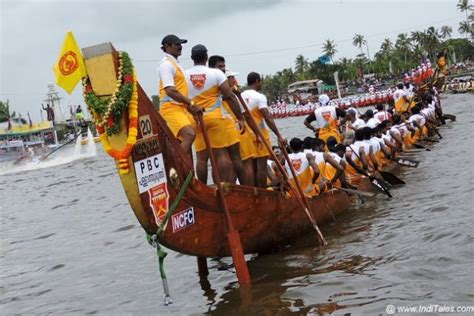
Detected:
left=146, top=170, right=194, bottom=306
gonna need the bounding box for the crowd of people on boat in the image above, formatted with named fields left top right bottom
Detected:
left=157, top=34, right=454, bottom=194
left=441, top=77, right=474, bottom=93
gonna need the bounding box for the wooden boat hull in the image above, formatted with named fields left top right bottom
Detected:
left=82, top=44, right=354, bottom=259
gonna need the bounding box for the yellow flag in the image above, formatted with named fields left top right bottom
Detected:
left=53, top=32, right=87, bottom=94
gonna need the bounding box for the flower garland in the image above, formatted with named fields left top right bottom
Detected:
left=82, top=51, right=134, bottom=136
left=99, top=69, right=139, bottom=174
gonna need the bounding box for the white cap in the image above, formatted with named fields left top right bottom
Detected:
left=225, top=69, right=239, bottom=77
left=319, top=94, right=330, bottom=105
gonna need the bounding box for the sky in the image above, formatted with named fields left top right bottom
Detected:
left=0, top=0, right=466, bottom=121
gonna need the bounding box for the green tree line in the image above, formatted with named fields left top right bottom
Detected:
left=262, top=0, right=474, bottom=101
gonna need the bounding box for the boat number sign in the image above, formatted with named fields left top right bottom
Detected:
left=134, top=154, right=169, bottom=226
left=139, top=115, right=154, bottom=138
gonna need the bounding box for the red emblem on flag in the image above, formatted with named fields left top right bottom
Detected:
left=58, top=50, right=79, bottom=75
left=190, top=74, right=206, bottom=89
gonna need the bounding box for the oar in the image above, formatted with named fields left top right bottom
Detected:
left=412, top=143, right=431, bottom=151
left=40, top=132, right=81, bottom=160
left=196, top=113, right=251, bottom=285
left=390, top=157, right=420, bottom=168
left=348, top=145, right=392, bottom=198
left=235, top=92, right=327, bottom=245
left=379, top=171, right=406, bottom=185
left=333, top=186, right=375, bottom=198
left=421, top=137, right=439, bottom=143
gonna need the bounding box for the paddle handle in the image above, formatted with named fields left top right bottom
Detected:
left=196, top=113, right=250, bottom=285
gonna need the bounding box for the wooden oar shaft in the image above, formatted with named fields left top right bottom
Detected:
left=196, top=113, right=250, bottom=285
left=235, top=92, right=327, bottom=245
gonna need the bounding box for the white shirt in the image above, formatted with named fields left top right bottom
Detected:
left=347, top=141, right=368, bottom=161
left=351, top=118, right=366, bottom=130
left=241, top=89, right=268, bottom=113
left=374, top=111, right=392, bottom=122
left=393, top=88, right=407, bottom=102
left=158, top=53, right=184, bottom=89
left=185, top=65, right=226, bottom=98
left=366, top=118, right=379, bottom=128
left=408, top=114, right=426, bottom=128
left=314, top=105, right=337, bottom=129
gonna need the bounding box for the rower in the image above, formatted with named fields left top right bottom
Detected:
left=304, top=94, right=346, bottom=144
left=392, top=114, right=417, bottom=149
left=377, top=121, right=398, bottom=157
left=284, top=138, right=320, bottom=197
left=327, top=143, right=355, bottom=189
left=371, top=125, right=393, bottom=168
left=407, top=105, right=427, bottom=143
left=361, top=127, right=379, bottom=172
left=374, top=104, right=392, bottom=122
left=158, top=34, right=202, bottom=153
left=185, top=44, right=245, bottom=184
left=344, top=129, right=370, bottom=187
left=365, top=109, right=379, bottom=128
left=241, top=72, right=286, bottom=188
left=310, top=138, right=345, bottom=193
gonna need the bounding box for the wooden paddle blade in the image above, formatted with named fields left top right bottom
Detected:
left=392, top=157, right=420, bottom=168
left=380, top=171, right=406, bottom=185
left=334, top=186, right=375, bottom=198
left=412, top=143, right=431, bottom=151
left=422, top=138, right=440, bottom=143
left=227, top=230, right=251, bottom=285
left=370, top=177, right=392, bottom=198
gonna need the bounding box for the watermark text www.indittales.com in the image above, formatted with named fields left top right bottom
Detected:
left=386, top=304, right=474, bottom=314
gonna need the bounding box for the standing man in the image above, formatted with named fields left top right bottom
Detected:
left=185, top=45, right=246, bottom=184
left=158, top=34, right=202, bottom=153
left=241, top=72, right=285, bottom=188
left=393, top=83, right=411, bottom=114
left=303, top=94, right=346, bottom=144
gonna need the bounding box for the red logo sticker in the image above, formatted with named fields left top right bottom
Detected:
left=149, top=183, right=169, bottom=225
left=190, top=74, right=206, bottom=89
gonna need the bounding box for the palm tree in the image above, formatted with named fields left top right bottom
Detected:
left=294, top=54, right=308, bottom=75
left=322, top=39, right=337, bottom=63
left=457, top=0, right=473, bottom=38
left=440, top=25, right=453, bottom=39
left=395, top=33, right=412, bottom=63
left=0, top=100, right=11, bottom=123
left=458, top=20, right=472, bottom=37
left=352, top=34, right=366, bottom=55
left=380, top=38, right=393, bottom=55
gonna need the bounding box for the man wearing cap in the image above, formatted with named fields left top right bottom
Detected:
left=158, top=34, right=202, bottom=153
left=241, top=72, right=285, bottom=188
left=185, top=44, right=246, bottom=185
left=303, top=94, right=346, bottom=144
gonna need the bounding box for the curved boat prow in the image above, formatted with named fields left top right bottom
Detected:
left=82, top=43, right=193, bottom=234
